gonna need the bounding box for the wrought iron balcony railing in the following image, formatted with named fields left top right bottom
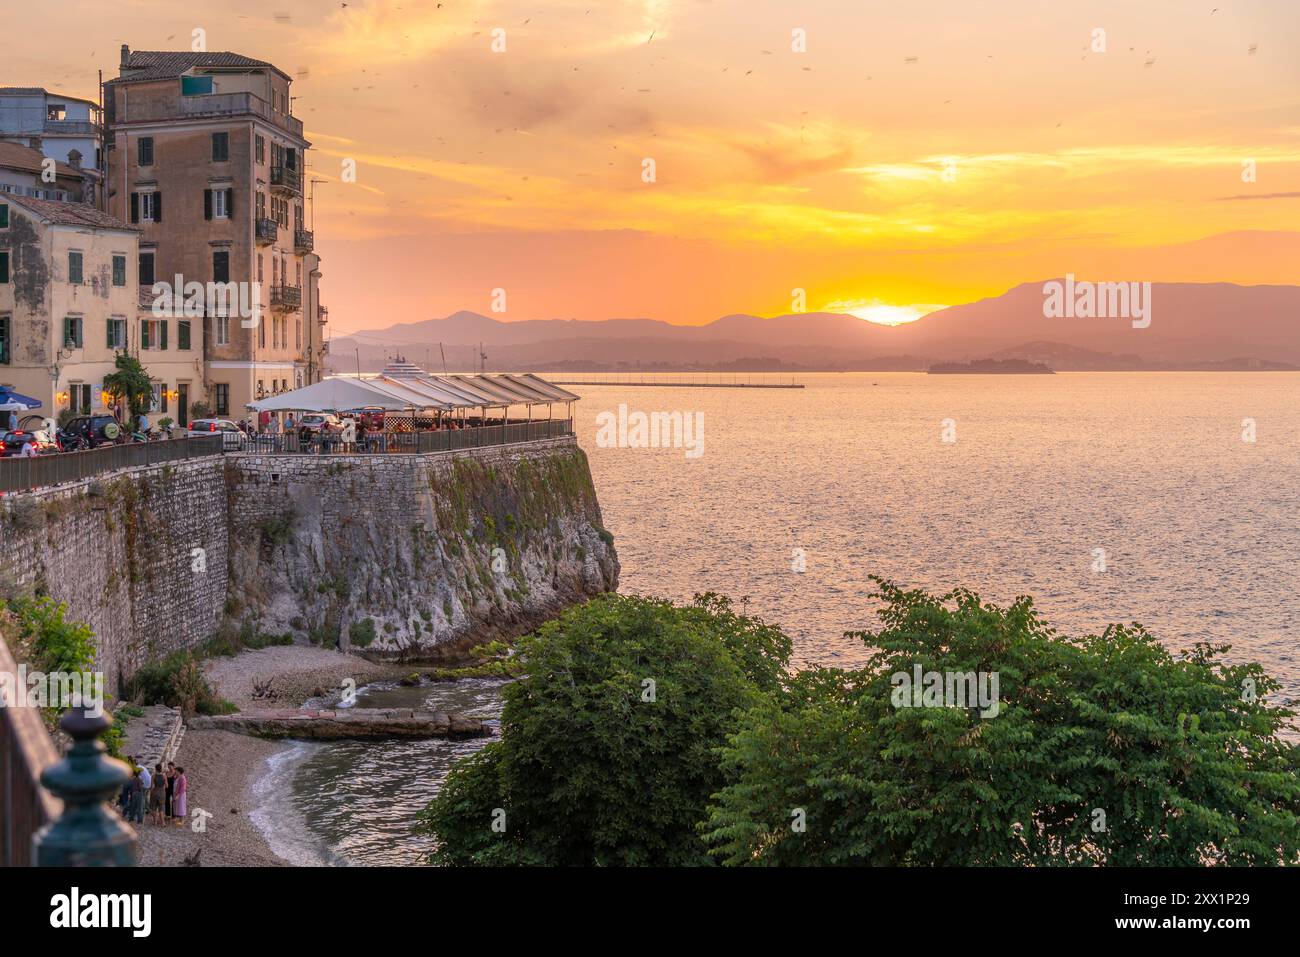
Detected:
left=270, top=164, right=301, bottom=193
left=256, top=217, right=278, bottom=244
left=270, top=284, right=302, bottom=311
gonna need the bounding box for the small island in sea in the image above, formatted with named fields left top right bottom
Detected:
left=927, top=358, right=1055, bottom=374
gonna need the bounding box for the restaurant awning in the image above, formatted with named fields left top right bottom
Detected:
left=247, top=373, right=579, bottom=414
left=247, top=377, right=449, bottom=413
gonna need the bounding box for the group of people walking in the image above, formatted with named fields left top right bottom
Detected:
left=119, top=758, right=187, bottom=827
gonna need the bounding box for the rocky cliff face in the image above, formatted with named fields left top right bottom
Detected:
left=0, top=437, right=619, bottom=688
left=225, top=437, right=619, bottom=659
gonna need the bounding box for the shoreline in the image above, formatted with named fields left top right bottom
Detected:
left=135, top=645, right=411, bottom=867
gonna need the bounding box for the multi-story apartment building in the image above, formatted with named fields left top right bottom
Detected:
left=0, top=87, right=103, bottom=207
left=0, top=194, right=196, bottom=422
left=104, top=46, right=321, bottom=420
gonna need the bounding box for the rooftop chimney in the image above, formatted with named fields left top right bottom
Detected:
left=120, top=44, right=130, bottom=68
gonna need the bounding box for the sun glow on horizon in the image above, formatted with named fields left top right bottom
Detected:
left=825, top=300, right=950, bottom=326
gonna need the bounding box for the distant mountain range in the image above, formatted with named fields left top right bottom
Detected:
left=326, top=281, right=1300, bottom=373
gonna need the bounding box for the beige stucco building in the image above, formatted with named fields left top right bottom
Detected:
left=0, top=194, right=198, bottom=423
left=103, top=46, right=325, bottom=422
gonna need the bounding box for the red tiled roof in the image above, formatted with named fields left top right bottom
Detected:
left=0, top=141, right=80, bottom=180
left=114, top=50, right=289, bottom=83
left=2, top=194, right=137, bottom=231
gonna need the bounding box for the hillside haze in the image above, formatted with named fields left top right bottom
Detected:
left=331, top=282, right=1300, bottom=372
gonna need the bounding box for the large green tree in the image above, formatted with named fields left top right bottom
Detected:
left=418, top=593, right=791, bottom=866
left=702, top=578, right=1300, bottom=866
left=103, top=352, right=153, bottom=419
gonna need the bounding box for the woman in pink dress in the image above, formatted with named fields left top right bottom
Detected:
left=172, top=767, right=188, bottom=826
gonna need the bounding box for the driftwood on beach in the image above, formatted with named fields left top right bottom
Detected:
left=187, top=708, right=492, bottom=741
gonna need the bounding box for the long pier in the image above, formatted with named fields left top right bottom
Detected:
left=544, top=375, right=804, bottom=389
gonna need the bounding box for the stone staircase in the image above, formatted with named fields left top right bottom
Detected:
left=118, top=705, right=184, bottom=768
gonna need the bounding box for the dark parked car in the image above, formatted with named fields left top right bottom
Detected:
left=1, top=428, right=60, bottom=456
left=62, top=414, right=122, bottom=447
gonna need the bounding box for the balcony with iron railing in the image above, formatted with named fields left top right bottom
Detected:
left=294, top=228, right=314, bottom=253
left=270, top=284, right=302, bottom=311
left=317, top=305, right=329, bottom=324
left=271, top=164, right=302, bottom=194
left=256, top=217, right=278, bottom=245
left=115, top=91, right=303, bottom=139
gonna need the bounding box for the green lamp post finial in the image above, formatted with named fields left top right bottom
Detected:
left=33, top=706, right=138, bottom=867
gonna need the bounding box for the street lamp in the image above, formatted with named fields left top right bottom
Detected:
left=48, top=344, right=74, bottom=412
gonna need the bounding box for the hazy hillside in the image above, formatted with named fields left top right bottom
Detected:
left=329, top=282, right=1300, bottom=372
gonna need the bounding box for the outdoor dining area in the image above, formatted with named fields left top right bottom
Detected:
left=244, top=371, right=581, bottom=455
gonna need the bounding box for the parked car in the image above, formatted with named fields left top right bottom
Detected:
left=188, top=418, right=249, bottom=450
left=1, top=428, right=60, bottom=457
left=297, top=413, right=343, bottom=435
left=61, top=414, right=123, bottom=447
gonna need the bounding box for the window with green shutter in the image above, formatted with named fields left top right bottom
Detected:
left=178, top=319, right=191, bottom=351
left=112, top=255, right=126, bottom=286
left=107, top=317, right=126, bottom=350
left=0, top=315, right=10, bottom=364
left=160, top=319, right=169, bottom=350
left=141, top=319, right=151, bottom=350
left=0, top=203, right=8, bottom=228
left=0, top=251, right=8, bottom=283
left=69, top=251, right=83, bottom=284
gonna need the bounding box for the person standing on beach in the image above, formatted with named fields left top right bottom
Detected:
left=150, top=763, right=166, bottom=825
left=172, top=767, right=188, bottom=827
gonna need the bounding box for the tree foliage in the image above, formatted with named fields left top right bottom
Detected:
left=418, top=592, right=791, bottom=865
left=103, top=353, right=154, bottom=419
left=702, top=578, right=1300, bottom=866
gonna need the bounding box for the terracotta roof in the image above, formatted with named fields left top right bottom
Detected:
left=114, top=50, right=289, bottom=83
left=1, top=194, right=137, bottom=231
left=0, top=141, right=80, bottom=179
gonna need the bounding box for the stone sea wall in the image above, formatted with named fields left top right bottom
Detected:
left=0, top=458, right=230, bottom=691
left=0, top=437, right=618, bottom=690
left=225, top=437, right=619, bottom=658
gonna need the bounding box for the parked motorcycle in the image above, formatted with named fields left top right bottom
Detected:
left=57, top=430, right=89, bottom=453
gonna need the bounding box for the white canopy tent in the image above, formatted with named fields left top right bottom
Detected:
left=247, top=373, right=578, bottom=420
left=247, top=377, right=452, bottom=413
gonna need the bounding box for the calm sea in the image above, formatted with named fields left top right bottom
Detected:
left=260, top=372, right=1300, bottom=865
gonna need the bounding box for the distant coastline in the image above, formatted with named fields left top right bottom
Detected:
left=928, top=359, right=1054, bottom=375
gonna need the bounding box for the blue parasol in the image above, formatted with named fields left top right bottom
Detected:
left=0, top=388, right=43, bottom=412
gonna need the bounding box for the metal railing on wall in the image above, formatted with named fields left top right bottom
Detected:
left=243, top=418, right=574, bottom=455
left=0, top=435, right=225, bottom=495
left=0, top=421, right=573, bottom=494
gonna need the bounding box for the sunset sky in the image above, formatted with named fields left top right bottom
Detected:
left=9, top=0, right=1300, bottom=333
